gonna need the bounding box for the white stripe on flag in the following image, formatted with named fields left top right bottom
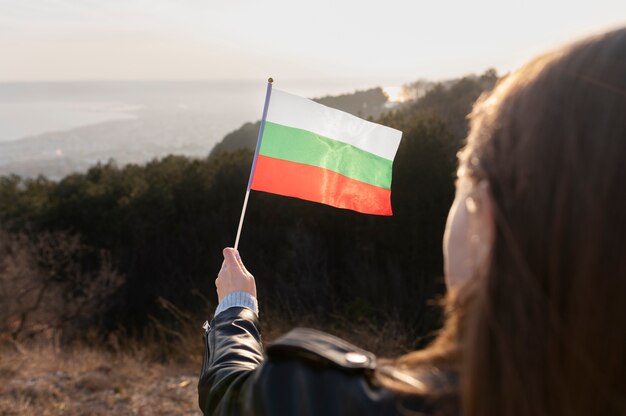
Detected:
left=266, top=89, right=402, bottom=161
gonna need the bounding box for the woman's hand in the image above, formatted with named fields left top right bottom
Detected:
left=215, top=247, right=257, bottom=302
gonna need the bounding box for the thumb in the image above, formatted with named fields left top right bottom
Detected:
left=223, top=247, right=244, bottom=272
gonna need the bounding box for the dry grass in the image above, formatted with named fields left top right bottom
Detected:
left=0, top=339, right=201, bottom=415
left=0, top=311, right=418, bottom=415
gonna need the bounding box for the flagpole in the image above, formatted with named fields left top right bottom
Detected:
left=234, top=77, right=273, bottom=250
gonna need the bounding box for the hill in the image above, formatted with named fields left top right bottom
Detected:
left=0, top=70, right=498, bottom=352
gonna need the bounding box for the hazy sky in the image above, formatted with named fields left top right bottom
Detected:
left=1, top=0, right=624, bottom=83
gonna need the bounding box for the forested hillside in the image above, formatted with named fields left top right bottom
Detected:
left=0, top=70, right=497, bottom=351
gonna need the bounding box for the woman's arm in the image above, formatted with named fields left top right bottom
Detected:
left=198, top=248, right=261, bottom=415
left=198, top=306, right=396, bottom=416
left=197, top=248, right=437, bottom=415
left=198, top=306, right=263, bottom=415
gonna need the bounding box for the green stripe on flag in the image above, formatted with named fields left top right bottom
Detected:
left=259, top=121, right=393, bottom=189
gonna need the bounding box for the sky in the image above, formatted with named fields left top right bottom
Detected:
left=0, top=0, right=624, bottom=84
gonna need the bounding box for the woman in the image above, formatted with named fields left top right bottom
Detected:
left=199, top=28, right=626, bottom=415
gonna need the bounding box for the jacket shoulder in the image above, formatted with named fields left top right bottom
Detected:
left=266, top=327, right=376, bottom=372
left=257, top=328, right=459, bottom=415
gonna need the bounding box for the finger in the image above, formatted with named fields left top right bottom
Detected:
left=233, top=249, right=249, bottom=273
left=223, top=247, right=244, bottom=274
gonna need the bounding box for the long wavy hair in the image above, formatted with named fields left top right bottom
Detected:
left=378, top=27, right=626, bottom=416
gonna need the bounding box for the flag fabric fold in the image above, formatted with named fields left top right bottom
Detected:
left=250, top=89, right=402, bottom=216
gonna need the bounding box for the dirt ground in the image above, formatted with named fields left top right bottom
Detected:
left=0, top=344, right=201, bottom=415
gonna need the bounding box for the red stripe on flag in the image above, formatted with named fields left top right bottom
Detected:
left=251, top=155, right=393, bottom=216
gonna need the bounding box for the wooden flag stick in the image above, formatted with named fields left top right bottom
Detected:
left=234, top=78, right=273, bottom=250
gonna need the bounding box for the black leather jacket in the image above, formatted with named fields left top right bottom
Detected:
left=198, top=307, right=458, bottom=415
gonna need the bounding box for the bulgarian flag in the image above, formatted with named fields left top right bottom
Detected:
left=250, top=88, right=402, bottom=216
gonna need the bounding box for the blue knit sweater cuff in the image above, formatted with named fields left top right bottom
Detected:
left=214, top=291, right=259, bottom=317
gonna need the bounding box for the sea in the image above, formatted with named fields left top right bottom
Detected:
left=0, top=79, right=395, bottom=179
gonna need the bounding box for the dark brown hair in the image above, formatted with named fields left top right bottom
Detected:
left=379, top=27, right=626, bottom=416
